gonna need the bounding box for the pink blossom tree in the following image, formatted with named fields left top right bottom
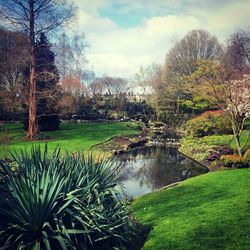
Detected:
left=190, top=60, right=250, bottom=156
left=225, top=75, right=250, bottom=156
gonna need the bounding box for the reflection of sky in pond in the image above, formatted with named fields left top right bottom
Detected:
left=113, top=146, right=209, bottom=198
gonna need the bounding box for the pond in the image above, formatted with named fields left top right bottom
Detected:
left=113, top=145, right=209, bottom=198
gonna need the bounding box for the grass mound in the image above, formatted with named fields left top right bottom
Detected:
left=132, top=169, right=250, bottom=250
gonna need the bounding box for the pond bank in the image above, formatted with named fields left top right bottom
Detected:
left=92, top=128, right=181, bottom=155
left=132, top=168, right=250, bottom=250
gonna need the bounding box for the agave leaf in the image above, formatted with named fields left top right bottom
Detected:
left=53, top=236, right=67, bottom=250
left=0, top=145, right=135, bottom=249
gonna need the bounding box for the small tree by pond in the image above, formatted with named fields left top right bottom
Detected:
left=190, top=60, right=250, bottom=157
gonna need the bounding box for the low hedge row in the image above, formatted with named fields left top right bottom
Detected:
left=220, top=149, right=250, bottom=168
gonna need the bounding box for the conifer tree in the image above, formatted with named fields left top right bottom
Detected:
left=35, top=32, right=60, bottom=131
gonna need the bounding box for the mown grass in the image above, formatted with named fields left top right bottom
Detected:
left=132, top=168, right=250, bottom=250
left=0, top=122, right=139, bottom=157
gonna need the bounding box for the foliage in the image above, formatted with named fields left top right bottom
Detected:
left=36, top=33, right=60, bottom=131
left=183, top=110, right=231, bottom=137
left=125, top=100, right=155, bottom=122
left=244, top=118, right=250, bottom=129
left=127, top=122, right=144, bottom=131
left=243, top=149, right=250, bottom=166
left=205, top=145, right=234, bottom=162
left=220, top=154, right=247, bottom=168
left=180, top=130, right=250, bottom=166
left=180, top=97, right=211, bottom=114
left=132, top=169, right=250, bottom=249
left=0, top=145, right=134, bottom=249
left=179, top=134, right=234, bottom=162
left=190, top=59, right=250, bottom=156
left=38, top=115, right=60, bottom=132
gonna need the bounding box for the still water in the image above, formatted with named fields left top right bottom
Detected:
left=113, top=146, right=209, bottom=198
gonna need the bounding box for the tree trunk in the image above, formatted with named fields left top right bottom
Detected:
left=231, top=116, right=243, bottom=157
left=27, top=0, right=38, bottom=139
left=235, top=134, right=243, bottom=157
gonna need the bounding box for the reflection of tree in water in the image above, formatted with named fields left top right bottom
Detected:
left=141, top=147, right=182, bottom=189
left=114, top=146, right=208, bottom=191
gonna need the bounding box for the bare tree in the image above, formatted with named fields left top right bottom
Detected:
left=165, top=29, right=223, bottom=84
left=96, top=76, right=128, bottom=96
left=0, top=0, right=76, bottom=139
left=55, top=32, right=89, bottom=82
left=54, top=32, right=73, bottom=79
left=0, top=28, right=29, bottom=119
left=88, top=79, right=105, bottom=97
left=134, top=63, right=161, bottom=94
left=134, top=63, right=164, bottom=121
left=60, top=74, right=87, bottom=96
left=222, top=29, right=250, bottom=76
left=71, top=33, right=88, bottom=81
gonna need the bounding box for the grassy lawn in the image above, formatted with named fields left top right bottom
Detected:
left=0, top=122, right=139, bottom=157
left=132, top=168, right=250, bottom=250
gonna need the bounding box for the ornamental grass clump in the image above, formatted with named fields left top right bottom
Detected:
left=0, top=145, right=134, bottom=249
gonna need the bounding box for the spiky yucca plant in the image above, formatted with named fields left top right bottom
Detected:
left=0, top=145, right=134, bottom=249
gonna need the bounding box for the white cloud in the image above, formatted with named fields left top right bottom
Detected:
left=83, top=15, right=203, bottom=78
left=73, top=0, right=250, bottom=79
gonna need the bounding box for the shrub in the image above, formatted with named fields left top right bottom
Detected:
left=34, top=133, right=52, bottom=140
left=179, top=134, right=233, bottom=162
left=184, top=110, right=231, bottom=137
left=206, top=152, right=221, bottom=162
left=127, top=122, right=144, bottom=131
left=244, top=119, right=250, bottom=130
left=0, top=145, right=134, bottom=249
left=243, top=149, right=250, bottom=167
left=220, top=154, right=247, bottom=168
left=23, top=114, right=60, bottom=131
left=205, top=145, right=234, bottom=162
left=38, top=115, right=60, bottom=131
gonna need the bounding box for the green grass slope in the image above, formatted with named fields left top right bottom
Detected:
left=0, top=122, right=139, bottom=157
left=132, top=169, right=250, bottom=250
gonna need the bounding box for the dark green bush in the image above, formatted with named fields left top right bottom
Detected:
left=38, top=115, right=60, bottom=131
left=23, top=115, right=60, bottom=131
left=0, top=145, right=134, bottom=249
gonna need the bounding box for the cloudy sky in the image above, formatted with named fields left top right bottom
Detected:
left=73, top=0, right=250, bottom=79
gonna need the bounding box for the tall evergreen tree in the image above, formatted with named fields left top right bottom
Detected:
left=35, top=32, right=60, bottom=131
